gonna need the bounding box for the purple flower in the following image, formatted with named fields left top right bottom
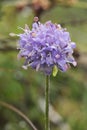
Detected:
left=17, top=17, right=77, bottom=75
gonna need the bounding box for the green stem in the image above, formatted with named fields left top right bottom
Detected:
left=45, top=75, right=50, bottom=130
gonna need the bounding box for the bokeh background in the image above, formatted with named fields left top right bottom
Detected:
left=0, top=0, right=87, bottom=130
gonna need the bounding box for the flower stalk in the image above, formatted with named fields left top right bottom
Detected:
left=45, top=75, right=50, bottom=130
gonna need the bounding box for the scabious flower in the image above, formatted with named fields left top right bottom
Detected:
left=16, top=17, right=77, bottom=75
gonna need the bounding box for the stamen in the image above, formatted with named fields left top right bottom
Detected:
left=34, top=17, right=39, bottom=22
left=55, top=54, right=60, bottom=59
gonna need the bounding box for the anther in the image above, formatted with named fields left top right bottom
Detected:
left=34, top=17, right=39, bottom=22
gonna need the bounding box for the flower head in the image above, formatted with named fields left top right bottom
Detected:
left=17, top=17, right=77, bottom=75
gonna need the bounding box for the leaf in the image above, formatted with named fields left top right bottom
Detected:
left=52, top=65, right=58, bottom=77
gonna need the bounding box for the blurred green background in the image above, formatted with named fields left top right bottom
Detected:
left=0, top=0, right=87, bottom=130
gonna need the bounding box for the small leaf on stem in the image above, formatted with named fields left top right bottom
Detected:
left=52, top=65, right=58, bottom=77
